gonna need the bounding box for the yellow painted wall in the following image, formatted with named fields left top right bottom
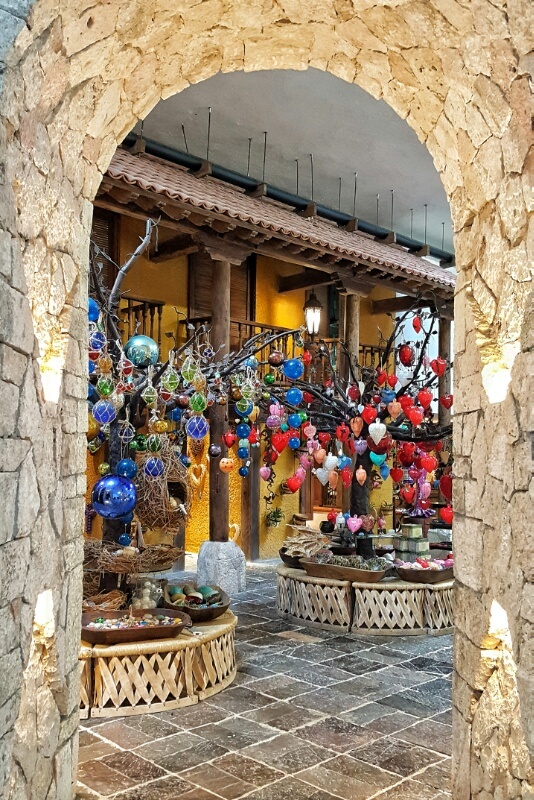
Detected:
left=360, top=286, right=395, bottom=347
left=255, top=256, right=306, bottom=329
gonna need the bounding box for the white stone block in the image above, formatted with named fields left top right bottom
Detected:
left=196, top=540, right=246, bottom=596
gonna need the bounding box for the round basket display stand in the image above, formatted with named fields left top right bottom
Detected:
left=277, top=566, right=352, bottom=632
left=79, top=610, right=237, bottom=718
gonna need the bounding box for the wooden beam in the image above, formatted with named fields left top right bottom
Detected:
left=278, top=269, right=333, bottom=294
left=297, top=202, right=317, bottom=218
left=149, top=234, right=198, bottom=262
left=371, top=294, right=453, bottom=318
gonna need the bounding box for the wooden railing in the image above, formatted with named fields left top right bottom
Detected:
left=121, top=295, right=165, bottom=348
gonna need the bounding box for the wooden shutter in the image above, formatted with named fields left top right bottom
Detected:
left=91, top=209, right=119, bottom=288
left=188, top=253, right=253, bottom=321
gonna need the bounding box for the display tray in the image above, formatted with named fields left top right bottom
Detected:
left=300, top=559, right=386, bottom=583
left=396, top=566, right=454, bottom=584
left=329, top=544, right=357, bottom=556
left=279, top=548, right=305, bottom=570
left=81, top=608, right=192, bottom=645
left=164, top=586, right=231, bottom=622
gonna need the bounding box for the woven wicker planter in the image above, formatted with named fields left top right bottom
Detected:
left=276, top=566, right=352, bottom=631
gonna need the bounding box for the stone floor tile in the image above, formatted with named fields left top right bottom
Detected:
left=290, top=686, right=367, bottom=715
left=242, top=732, right=334, bottom=773
left=181, top=763, right=256, bottom=799
left=415, top=757, right=452, bottom=790
left=110, top=776, right=203, bottom=800
left=298, top=754, right=398, bottom=799
left=339, top=702, right=396, bottom=726
left=78, top=738, right=122, bottom=764
left=77, top=760, right=138, bottom=797
left=195, top=717, right=275, bottom=750
left=208, top=686, right=276, bottom=714
left=432, top=709, right=453, bottom=725
left=371, top=778, right=446, bottom=799
left=243, top=700, right=325, bottom=731
left=100, top=751, right=167, bottom=783
left=351, top=736, right=444, bottom=777
left=405, top=656, right=453, bottom=675
left=328, top=654, right=385, bottom=675
left=244, top=776, right=338, bottom=799
left=394, top=718, right=452, bottom=755
left=275, top=630, right=323, bottom=643
left=246, top=674, right=315, bottom=700
left=157, top=740, right=231, bottom=773
left=158, top=703, right=231, bottom=729
left=294, top=716, right=382, bottom=752
left=119, top=713, right=181, bottom=739
left=365, top=710, right=419, bottom=735
left=135, top=731, right=205, bottom=762
left=287, top=644, right=346, bottom=663
left=95, top=720, right=155, bottom=749
left=378, top=691, right=449, bottom=718
left=212, top=752, right=283, bottom=787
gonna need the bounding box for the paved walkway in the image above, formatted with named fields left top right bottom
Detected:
left=76, top=563, right=453, bottom=800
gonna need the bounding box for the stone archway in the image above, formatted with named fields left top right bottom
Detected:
left=0, top=3, right=531, bottom=798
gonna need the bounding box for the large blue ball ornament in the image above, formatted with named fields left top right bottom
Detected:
left=287, top=413, right=302, bottom=429
left=237, top=447, right=249, bottom=459
left=118, top=533, right=132, bottom=546
left=92, top=399, right=117, bottom=424
left=88, top=298, right=101, bottom=322
left=185, top=415, right=210, bottom=440
left=124, top=334, right=159, bottom=368
left=282, top=358, right=304, bottom=381
left=91, top=475, right=136, bottom=519
left=169, top=407, right=182, bottom=422
left=286, top=387, right=303, bottom=406
left=144, top=457, right=164, bottom=477
left=236, top=423, right=251, bottom=438
left=289, top=437, right=300, bottom=450
left=116, top=459, right=138, bottom=479
left=89, top=330, right=107, bottom=351
left=234, top=401, right=253, bottom=418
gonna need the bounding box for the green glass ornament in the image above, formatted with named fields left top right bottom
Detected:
left=264, top=373, right=275, bottom=386
left=236, top=398, right=251, bottom=413
left=129, top=440, right=138, bottom=451
left=190, top=391, right=208, bottom=413
left=280, top=423, right=289, bottom=432
left=98, top=462, right=110, bottom=475
left=147, top=434, right=162, bottom=452
left=298, top=411, right=308, bottom=423
left=181, top=355, right=198, bottom=383
left=241, top=382, right=254, bottom=401
left=141, top=385, right=158, bottom=407
left=96, top=375, right=114, bottom=397
left=161, top=368, right=179, bottom=392
left=135, top=434, right=147, bottom=452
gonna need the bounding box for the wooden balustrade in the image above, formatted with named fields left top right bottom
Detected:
left=121, top=295, right=165, bottom=348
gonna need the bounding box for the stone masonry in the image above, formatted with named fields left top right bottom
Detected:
left=0, top=1, right=531, bottom=799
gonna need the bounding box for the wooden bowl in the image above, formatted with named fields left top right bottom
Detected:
left=396, top=566, right=454, bottom=584
left=81, top=608, right=192, bottom=645
left=279, top=548, right=305, bottom=570
left=329, top=544, right=357, bottom=556
left=164, top=585, right=231, bottom=622
left=300, top=559, right=386, bottom=583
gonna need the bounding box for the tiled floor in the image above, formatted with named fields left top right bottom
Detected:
left=76, top=564, right=453, bottom=800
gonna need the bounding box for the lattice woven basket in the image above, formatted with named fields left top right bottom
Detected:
left=135, top=437, right=191, bottom=537
left=352, top=580, right=426, bottom=635
left=277, top=566, right=352, bottom=631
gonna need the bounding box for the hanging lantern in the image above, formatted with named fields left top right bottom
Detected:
left=303, top=290, right=323, bottom=336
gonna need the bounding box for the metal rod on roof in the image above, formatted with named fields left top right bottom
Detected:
left=338, top=178, right=342, bottom=212
left=181, top=125, right=188, bottom=154
left=410, top=208, right=414, bottom=239
left=376, top=194, right=380, bottom=226
left=262, top=132, right=267, bottom=182
left=441, top=222, right=445, bottom=252
left=295, top=159, right=299, bottom=195
left=310, top=154, right=314, bottom=202
left=206, top=107, right=212, bottom=161
left=424, top=204, right=428, bottom=245
left=247, top=138, right=252, bottom=177
left=390, top=189, right=394, bottom=231
left=353, top=173, right=358, bottom=217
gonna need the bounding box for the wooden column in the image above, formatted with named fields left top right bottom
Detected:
left=209, top=258, right=231, bottom=542
left=241, top=446, right=260, bottom=560
left=438, top=317, right=452, bottom=427
left=343, top=293, right=361, bottom=512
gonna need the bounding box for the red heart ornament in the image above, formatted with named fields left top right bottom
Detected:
left=318, top=432, right=331, bottom=446
left=303, top=391, right=315, bottom=404
left=407, top=406, right=424, bottom=426
left=271, top=431, right=290, bottom=453
left=421, top=455, right=438, bottom=473
left=439, top=474, right=453, bottom=502
left=263, top=449, right=278, bottom=464
left=248, top=427, right=261, bottom=444
left=377, top=370, right=387, bottom=386
left=412, top=315, right=422, bottom=334
left=400, top=485, right=416, bottom=504
left=302, top=350, right=312, bottom=366
left=390, top=467, right=404, bottom=483
left=439, top=394, right=453, bottom=409
left=346, top=438, right=355, bottom=455
left=430, top=357, right=447, bottom=377
left=417, top=389, right=433, bottom=410
left=408, top=467, right=421, bottom=481
left=387, top=374, right=398, bottom=388
left=361, top=405, right=377, bottom=425
left=420, top=499, right=431, bottom=510
left=327, top=508, right=338, bottom=523
left=341, top=466, right=352, bottom=488
left=399, top=395, right=414, bottom=411
left=286, top=475, right=303, bottom=493
left=398, top=451, right=414, bottom=467
left=440, top=506, right=454, bottom=524
left=399, top=343, right=415, bottom=367
left=222, top=432, right=236, bottom=448
left=347, top=384, right=360, bottom=401
left=367, top=434, right=393, bottom=455
left=336, top=423, right=350, bottom=443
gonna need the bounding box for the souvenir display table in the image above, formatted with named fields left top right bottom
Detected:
left=276, top=565, right=453, bottom=636
left=80, top=610, right=236, bottom=718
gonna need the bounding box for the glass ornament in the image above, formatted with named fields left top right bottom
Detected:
left=243, top=356, right=258, bottom=369
left=181, top=355, right=198, bottom=383
left=287, top=413, right=302, bottom=429
left=124, top=334, right=159, bottom=368
left=264, top=373, right=275, bottom=386
left=87, top=439, right=102, bottom=454
left=286, top=387, right=303, bottom=406
left=144, top=457, right=164, bottom=478
left=89, top=330, right=107, bottom=351
left=190, top=391, right=208, bottom=413
left=240, top=383, right=255, bottom=401
left=185, top=414, right=210, bottom=440
left=120, top=358, right=134, bottom=376
left=118, top=422, right=135, bottom=443
left=268, top=350, right=284, bottom=366
left=135, top=434, right=147, bottom=451
left=110, top=392, right=125, bottom=410
left=141, top=384, right=158, bottom=407
left=238, top=466, right=249, bottom=477
left=237, top=447, right=249, bottom=459
left=96, top=375, right=114, bottom=397
left=91, top=475, right=137, bottom=519
left=98, top=462, right=110, bottom=475
left=298, top=411, right=308, bottom=423
left=176, top=394, right=190, bottom=409
left=219, top=458, right=235, bottom=473
left=266, top=415, right=281, bottom=429
left=238, top=438, right=250, bottom=449
left=152, top=419, right=169, bottom=433
left=88, top=349, right=100, bottom=362
left=118, top=533, right=132, bottom=546
left=92, top=400, right=116, bottom=425
left=192, top=372, right=206, bottom=391
left=289, top=437, right=300, bottom=450
left=116, top=458, right=138, bottom=479
left=146, top=434, right=162, bottom=452
left=208, top=444, right=222, bottom=458
left=97, top=354, right=113, bottom=373
left=235, top=400, right=253, bottom=417
left=128, top=440, right=138, bottom=451
left=88, top=298, right=100, bottom=322
left=169, top=407, right=182, bottom=422
left=87, top=414, right=100, bottom=441
left=161, top=368, right=179, bottom=392
left=180, top=454, right=192, bottom=468
left=88, top=361, right=96, bottom=375
left=236, top=423, right=251, bottom=438
left=282, top=358, right=304, bottom=381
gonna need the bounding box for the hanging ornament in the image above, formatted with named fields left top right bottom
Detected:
left=361, top=405, right=377, bottom=425
left=350, top=417, right=364, bottom=436
left=407, top=406, right=425, bottom=426
left=134, top=434, right=147, bottom=451
left=302, top=349, right=312, bottom=366
left=421, top=455, right=438, bottom=473
left=354, top=438, right=368, bottom=455
left=98, top=462, right=111, bottom=475
left=92, top=400, right=116, bottom=425
left=399, top=394, right=414, bottom=411
left=87, top=414, right=100, bottom=441
left=314, top=467, right=329, bottom=486
left=336, top=423, right=350, bottom=443
left=400, top=485, right=416, bottom=504
left=387, top=374, right=398, bottom=388
left=370, top=452, right=386, bottom=466
left=303, top=390, right=315, bottom=404
left=439, top=395, right=454, bottom=409
left=146, top=434, right=162, bottom=452
left=282, top=358, right=304, bottom=381
left=91, top=475, right=137, bottom=519
left=190, top=391, right=208, bottom=413
left=439, top=474, right=453, bottom=502
left=89, top=330, right=107, bottom=351
left=97, top=353, right=113, bottom=373
left=368, top=421, right=387, bottom=445
left=341, top=466, right=352, bottom=488
left=417, top=389, right=433, bottom=409
left=347, top=516, right=363, bottom=534
left=380, top=463, right=390, bottom=480
left=161, top=368, right=180, bottom=392
left=185, top=415, right=210, bottom=440
left=124, top=334, right=159, bottom=367
left=387, top=400, right=402, bottom=420
left=259, top=466, right=271, bottom=481
left=219, top=458, right=235, bottom=473
left=430, top=357, right=447, bottom=377
left=440, top=505, right=454, bottom=524
left=286, top=387, right=303, bottom=406
left=96, top=375, right=114, bottom=397
left=412, top=315, right=422, bottom=333
left=390, top=467, right=404, bottom=483
left=116, top=458, right=138, bottom=479
left=399, top=344, right=415, bottom=367
left=355, top=466, right=367, bottom=486
left=268, top=350, right=284, bottom=366
left=88, top=298, right=100, bottom=322
left=144, top=457, right=164, bottom=477
left=141, top=383, right=158, bottom=407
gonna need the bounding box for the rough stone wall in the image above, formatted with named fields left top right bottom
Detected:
left=0, top=1, right=531, bottom=799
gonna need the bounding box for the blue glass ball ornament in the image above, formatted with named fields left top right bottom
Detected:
left=287, top=413, right=302, bottom=429
left=237, top=447, right=249, bottom=459
left=92, top=399, right=117, bottom=425
left=88, top=360, right=96, bottom=375
left=236, top=423, right=251, bottom=438
left=89, top=330, right=107, bottom=351
left=169, top=407, right=182, bottom=422
left=243, top=356, right=258, bottom=369
left=343, top=512, right=350, bottom=520
left=91, top=475, right=137, bottom=519
left=285, top=387, right=303, bottom=406
left=144, top=457, right=164, bottom=478
left=238, top=466, right=249, bottom=477
left=282, top=358, right=304, bottom=381
left=180, top=454, right=192, bottom=468
left=185, top=415, right=210, bottom=441
left=118, top=511, right=134, bottom=524
left=116, top=458, right=138, bottom=479
left=118, top=533, right=132, bottom=546
left=338, top=456, right=352, bottom=470
left=289, top=437, right=300, bottom=450
left=381, top=389, right=396, bottom=404
left=234, top=401, right=253, bottom=418
left=380, top=463, right=390, bottom=480
left=124, top=334, right=159, bottom=368
left=88, top=298, right=101, bottom=322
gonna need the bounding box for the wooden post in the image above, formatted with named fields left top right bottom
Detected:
left=209, top=258, right=231, bottom=542
left=343, top=293, right=360, bottom=513
left=438, top=317, right=452, bottom=427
